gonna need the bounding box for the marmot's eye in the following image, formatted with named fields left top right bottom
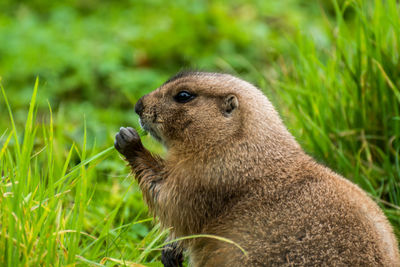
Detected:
left=174, top=91, right=196, bottom=103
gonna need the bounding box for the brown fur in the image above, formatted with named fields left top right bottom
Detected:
left=115, top=72, right=400, bottom=266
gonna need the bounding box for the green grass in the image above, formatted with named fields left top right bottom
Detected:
left=0, top=0, right=399, bottom=266
left=0, top=82, right=169, bottom=266
left=273, top=0, right=400, bottom=233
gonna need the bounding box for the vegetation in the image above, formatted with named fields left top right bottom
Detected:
left=0, top=0, right=399, bottom=266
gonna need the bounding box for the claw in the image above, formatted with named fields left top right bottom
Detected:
left=127, top=127, right=137, bottom=137
left=116, top=133, right=126, bottom=147
left=114, top=138, right=120, bottom=150
left=120, top=127, right=132, bottom=141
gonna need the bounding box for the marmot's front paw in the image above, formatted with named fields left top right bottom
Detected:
left=114, top=127, right=144, bottom=158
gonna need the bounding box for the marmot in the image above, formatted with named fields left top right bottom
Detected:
left=115, top=71, right=400, bottom=266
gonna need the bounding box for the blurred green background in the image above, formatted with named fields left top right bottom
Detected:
left=0, top=0, right=327, bottom=133
left=1, top=0, right=399, bottom=266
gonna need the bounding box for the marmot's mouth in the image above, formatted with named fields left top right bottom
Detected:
left=139, top=118, right=163, bottom=143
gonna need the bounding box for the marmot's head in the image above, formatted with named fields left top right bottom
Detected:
left=135, top=71, right=296, bottom=151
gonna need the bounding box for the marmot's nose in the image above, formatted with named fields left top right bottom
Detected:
left=135, top=97, right=144, bottom=116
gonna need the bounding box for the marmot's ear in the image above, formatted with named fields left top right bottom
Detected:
left=221, top=94, right=239, bottom=116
